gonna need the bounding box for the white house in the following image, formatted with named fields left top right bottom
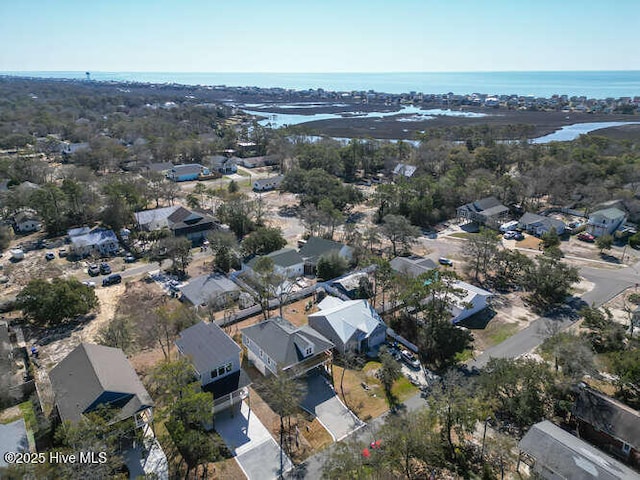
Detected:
left=586, top=207, right=627, bottom=237
left=68, top=228, right=119, bottom=257
left=253, top=175, right=284, bottom=192
left=518, top=212, right=566, bottom=236
left=13, top=211, right=42, bottom=233
left=448, top=281, right=493, bottom=323
left=245, top=248, right=304, bottom=279
left=308, top=297, right=387, bottom=354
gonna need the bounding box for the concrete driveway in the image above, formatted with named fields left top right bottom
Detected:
left=215, top=401, right=292, bottom=480
left=300, top=372, right=364, bottom=441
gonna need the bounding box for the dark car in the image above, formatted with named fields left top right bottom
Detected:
left=438, top=257, right=453, bottom=266
left=102, top=274, right=122, bottom=286
left=124, top=253, right=136, bottom=263
left=45, top=252, right=55, bottom=261
left=100, top=262, right=112, bottom=275
left=88, top=264, right=100, bottom=276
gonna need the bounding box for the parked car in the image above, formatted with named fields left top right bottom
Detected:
left=124, top=253, right=136, bottom=263
left=503, top=231, right=517, bottom=240
left=438, top=257, right=453, bottom=266
left=577, top=232, right=595, bottom=243
left=82, top=280, right=96, bottom=288
left=401, top=350, right=421, bottom=370
left=100, top=262, right=112, bottom=275
left=87, top=264, right=100, bottom=276
left=58, top=248, right=67, bottom=257
left=513, top=232, right=524, bottom=241
left=45, top=252, right=55, bottom=261
left=102, top=274, right=122, bottom=286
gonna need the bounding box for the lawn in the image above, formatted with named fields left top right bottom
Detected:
left=333, top=361, right=419, bottom=422
left=449, top=232, right=471, bottom=239
left=472, top=321, right=521, bottom=351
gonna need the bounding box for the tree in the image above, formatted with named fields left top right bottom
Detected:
left=143, top=304, right=199, bottom=360
left=216, top=196, right=256, bottom=237
left=490, top=248, right=533, bottom=291
left=629, top=232, right=640, bottom=249
left=610, top=349, right=640, bottom=404
left=97, top=316, right=133, bottom=353
left=316, top=251, right=349, bottom=281
left=245, top=256, right=283, bottom=320
left=540, top=332, right=596, bottom=381
left=580, top=306, right=626, bottom=353
left=208, top=230, right=239, bottom=273
left=241, top=226, right=286, bottom=256
left=464, top=228, right=500, bottom=282
left=524, top=254, right=579, bottom=310
left=28, top=183, right=68, bottom=234
left=596, top=233, right=614, bottom=254
left=418, top=317, right=473, bottom=370
left=379, top=214, right=420, bottom=256
left=227, top=179, right=239, bottom=193
left=541, top=227, right=560, bottom=250
left=157, top=236, right=192, bottom=278
left=17, top=278, right=98, bottom=326
left=378, top=350, right=402, bottom=409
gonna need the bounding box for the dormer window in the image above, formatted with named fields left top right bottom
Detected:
left=305, top=346, right=313, bottom=356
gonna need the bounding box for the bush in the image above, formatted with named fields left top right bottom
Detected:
left=629, top=232, right=640, bottom=249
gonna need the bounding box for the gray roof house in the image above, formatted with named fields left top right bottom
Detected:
left=392, top=163, right=417, bottom=178
left=245, top=248, right=305, bottom=279
left=13, top=211, right=42, bottom=234
left=49, top=343, right=154, bottom=428
left=308, top=297, right=387, bottom=354
left=175, top=322, right=250, bottom=413
left=299, top=237, right=353, bottom=274
left=587, top=207, right=627, bottom=237
left=179, top=273, right=241, bottom=308
left=390, top=255, right=437, bottom=278
left=134, top=205, right=218, bottom=242
left=253, top=175, right=284, bottom=192
left=208, top=155, right=238, bottom=174
left=457, top=196, right=509, bottom=228
left=518, top=420, right=640, bottom=480
left=518, top=212, right=566, bottom=236
left=241, top=317, right=333, bottom=377
left=68, top=228, right=119, bottom=257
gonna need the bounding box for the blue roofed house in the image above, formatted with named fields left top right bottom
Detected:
left=175, top=321, right=250, bottom=414
left=68, top=227, right=119, bottom=257
left=308, top=297, right=387, bottom=354
left=166, top=163, right=210, bottom=182
left=241, top=317, right=334, bottom=377
left=586, top=207, right=627, bottom=237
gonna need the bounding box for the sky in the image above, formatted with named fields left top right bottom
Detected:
left=0, top=0, right=638, bottom=73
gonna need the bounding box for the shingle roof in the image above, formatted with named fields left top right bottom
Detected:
left=247, top=248, right=303, bottom=269
left=518, top=212, right=565, bottom=231
left=69, top=229, right=117, bottom=248
left=241, top=317, right=333, bottom=370
left=49, top=343, right=153, bottom=423
left=308, top=299, right=385, bottom=345
left=175, top=321, right=241, bottom=376
left=14, top=211, right=39, bottom=224
left=459, top=196, right=508, bottom=217
left=180, top=273, right=240, bottom=307
left=390, top=256, right=437, bottom=278
left=392, top=163, right=417, bottom=178
left=590, top=207, right=626, bottom=220
left=299, top=237, right=350, bottom=264
left=572, top=385, right=640, bottom=450
left=172, top=164, right=205, bottom=176
left=519, top=421, right=640, bottom=480
left=253, top=175, right=284, bottom=189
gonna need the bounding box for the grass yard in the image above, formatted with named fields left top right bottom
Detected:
left=449, top=232, right=471, bottom=239
left=472, top=321, right=521, bottom=352
left=333, top=361, right=418, bottom=421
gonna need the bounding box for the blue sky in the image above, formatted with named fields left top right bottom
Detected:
left=0, top=0, right=638, bottom=72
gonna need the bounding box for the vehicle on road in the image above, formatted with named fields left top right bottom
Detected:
left=577, top=232, right=595, bottom=243
left=100, top=262, right=112, bottom=275
left=45, top=252, right=55, bottom=261
left=88, top=264, right=100, bottom=276
left=401, top=349, right=421, bottom=370
left=102, top=274, right=122, bottom=286
left=438, top=257, right=453, bottom=266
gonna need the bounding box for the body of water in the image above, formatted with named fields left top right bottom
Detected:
left=531, top=121, right=640, bottom=143
left=2, top=71, right=640, bottom=99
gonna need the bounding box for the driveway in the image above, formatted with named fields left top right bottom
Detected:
left=300, top=372, right=363, bottom=441
left=215, top=401, right=292, bottom=480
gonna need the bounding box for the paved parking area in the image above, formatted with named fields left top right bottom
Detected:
left=215, top=401, right=292, bottom=480
left=300, top=372, right=364, bottom=441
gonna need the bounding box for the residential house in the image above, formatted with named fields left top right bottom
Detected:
left=49, top=343, right=154, bottom=429
left=175, top=321, right=250, bottom=413
left=392, top=163, right=417, bottom=179
left=572, top=385, right=640, bottom=469
left=518, top=212, right=566, bottom=236
left=308, top=297, right=387, bottom=354
left=241, top=316, right=333, bottom=377
left=142, top=162, right=174, bottom=174
left=390, top=255, right=437, bottom=278
left=586, top=207, right=627, bottom=237
left=134, top=205, right=218, bottom=242
left=68, top=228, right=119, bottom=257
left=166, top=163, right=210, bottom=182
left=448, top=281, right=493, bottom=323
left=245, top=248, right=304, bottom=279
left=179, top=273, right=241, bottom=308
left=253, top=175, right=284, bottom=192
left=299, top=236, right=354, bottom=276
left=331, top=272, right=370, bottom=299
left=457, top=196, right=510, bottom=228
left=239, top=155, right=280, bottom=169
left=208, top=155, right=238, bottom=175
left=13, top=211, right=42, bottom=233
left=518, top=420, right=640, bottom=480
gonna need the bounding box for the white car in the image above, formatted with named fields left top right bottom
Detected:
left=82, top=280, right=96, bottom=288
left=503, top=231, right=517, bottom=240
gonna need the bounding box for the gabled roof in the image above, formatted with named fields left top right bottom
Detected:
left=49, top=343, right=153, bottom=423
left=175, top=321, right=241, bottom=375
left=253, top=175, right=284, bottom=188
left=180, top=273, right=240, bottom=307
left=392, top=163, right=417, bottom=178
left=135, top=206, right=180, bottom=229
left=247, top=248, right=303, bottom=269
left=519, top=420, right=640, bottom=480
left=390, top=256, right=437, bottom=278
left=590, top=207, right=626, bottom=220
left=135, top=205, right=216, bottom=232
left=14, top=211, right=39, bottom=224
left=171, top=163, right=205, bottom=176
left=69, top=228, right=117, bottom=248
left=572, top=385, right=640, bottom=450
left=458, top=196, right=509, bottom=217
left=518, top=212, right=566, bottom=231
left=241, top=317, right=333, bottom=370
left=308, top=299, right=385, bottom=345
left=299, top=237, right=351, bottom=264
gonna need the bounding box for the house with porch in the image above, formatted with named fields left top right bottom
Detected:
left=308, top=297, right=386, bottom=354
left=457, top=196, right=509, bottom=228
left=179, top=273, right=241, bottom=309
left=241, top=317, right=334, bottom=378
left=244, top=248, right=305, bottom=279
left=13, top=211, right=42, bottom=234
left=208, top=155, right=238, bottom=175
left=586, top=207, right=627, bottom=237
left=68, top=227, right=119, bottom=257
left=518, top=212, right=566, bottom=236
left=299, top=237, right=354, bottom=276
left=571, top=384, right=640, bottom=469
left=134, top=205, right=218, bottom=243
left=175, top=321, right=251, bottom=414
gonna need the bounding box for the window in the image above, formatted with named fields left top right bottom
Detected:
left=623, top=443, right=631, bottom=455
left=226, top=363, right=233, bottom=372
left=218, top=366, right=225, bottom=376
left=259, top=349, right=264, bottom=358
left=305, top=346, right=313, bottom=356
left=211, top=369, right=218, bottom=379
